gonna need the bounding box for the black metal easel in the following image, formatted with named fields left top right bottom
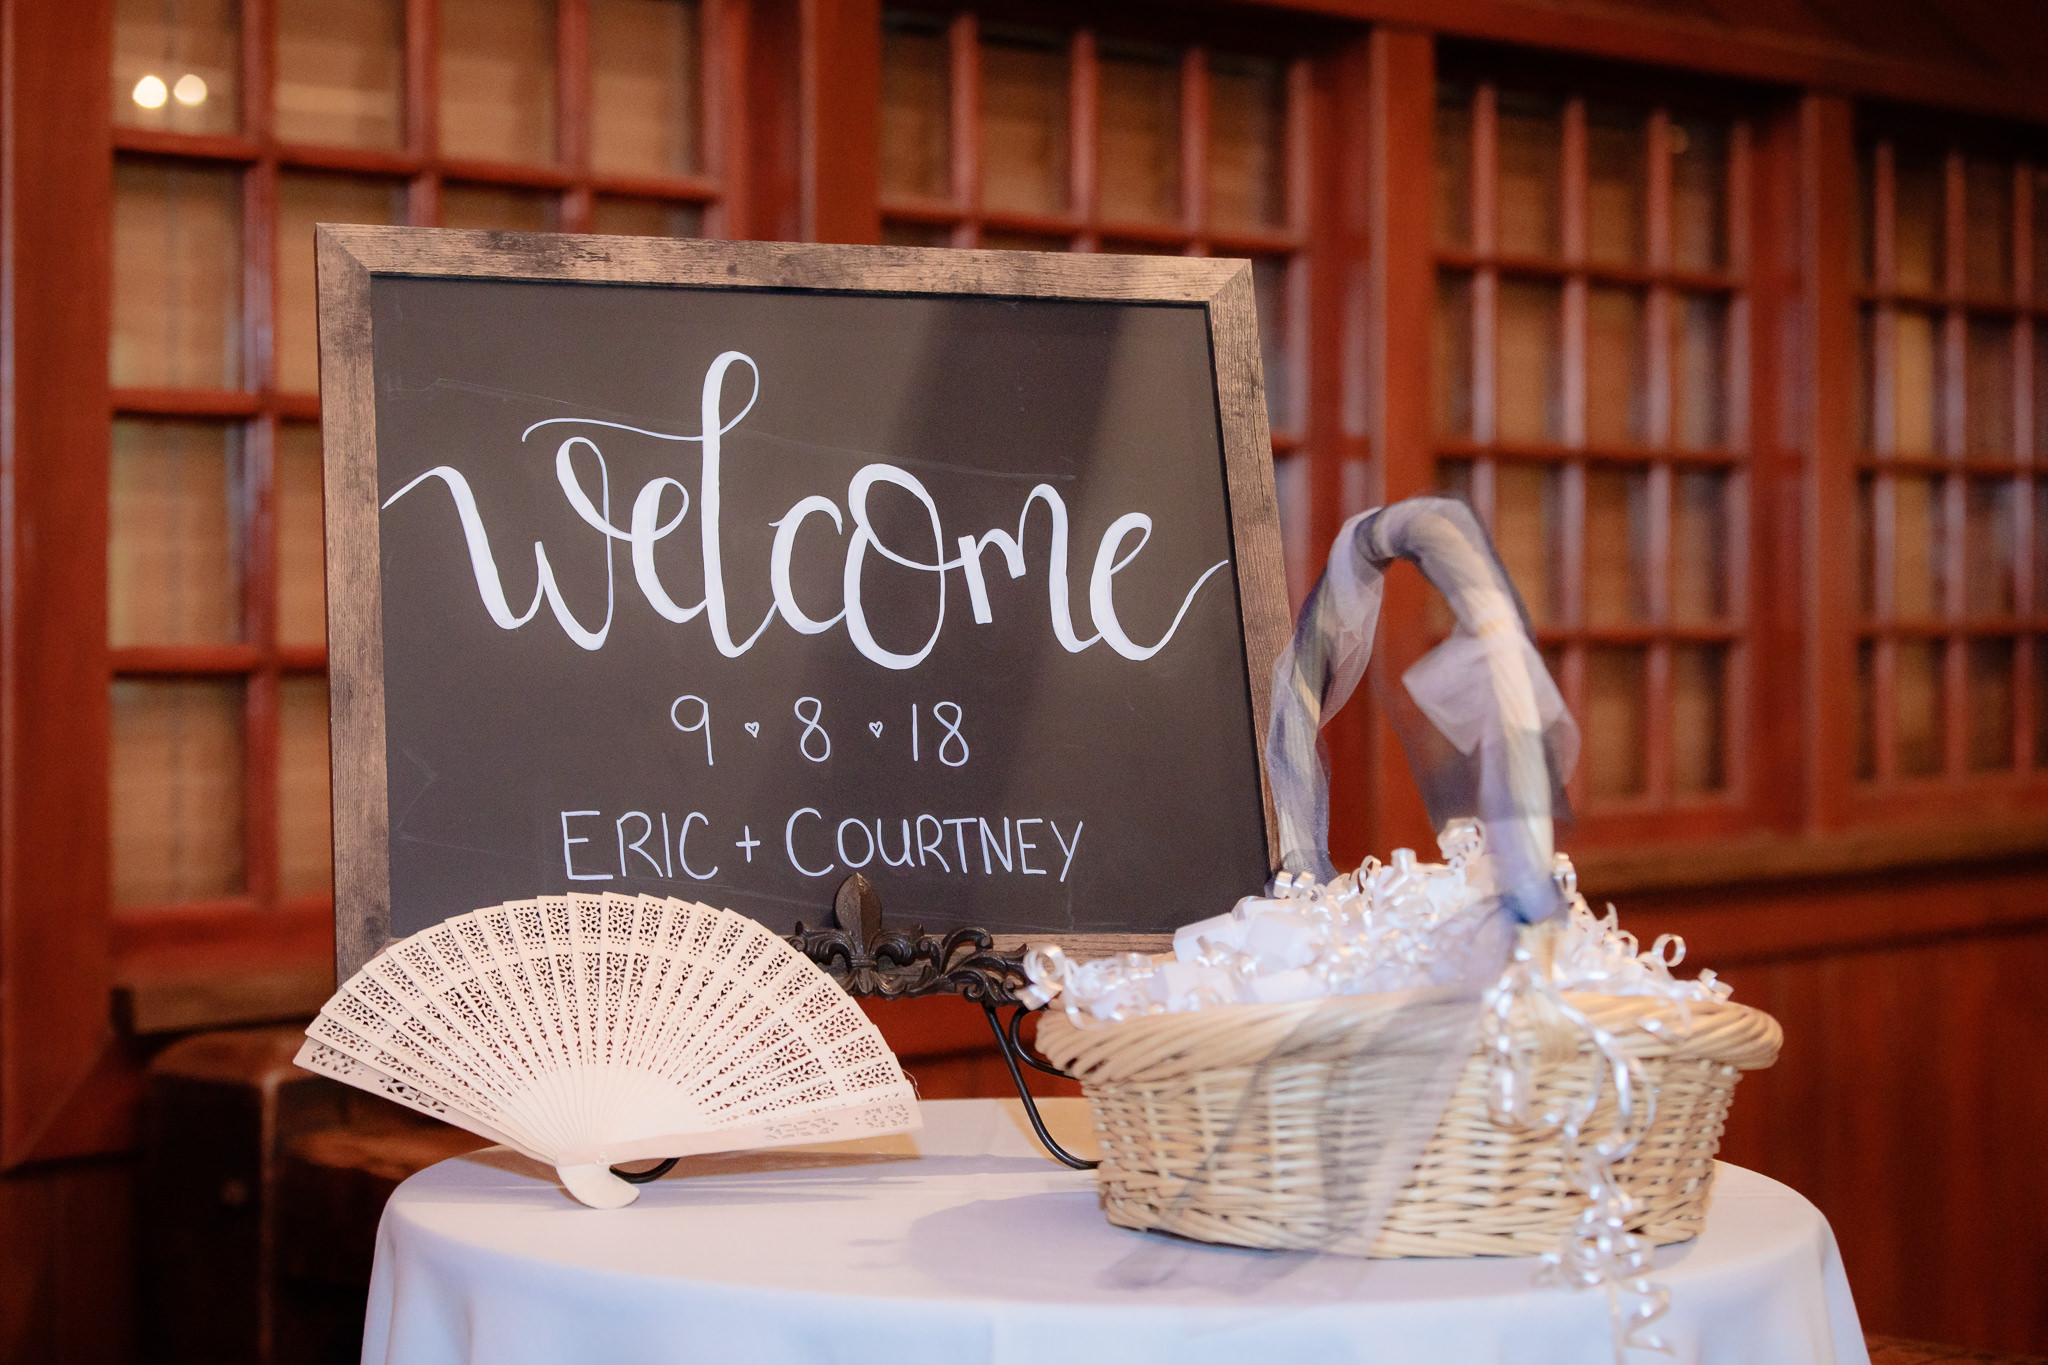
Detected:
left=609, top=872, right=1096, bottom=1181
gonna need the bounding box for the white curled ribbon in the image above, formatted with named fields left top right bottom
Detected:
left=1485, top=933, right=1673, bottom=1363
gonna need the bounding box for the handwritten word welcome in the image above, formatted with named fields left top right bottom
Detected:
left=383, top=351, right=1229, bottom=669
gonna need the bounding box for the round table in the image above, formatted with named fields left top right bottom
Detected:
left=362, top=1098, right=1868, bottom=1365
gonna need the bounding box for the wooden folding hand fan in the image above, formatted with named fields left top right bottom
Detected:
left=295, top=893, right=921, bottom=1208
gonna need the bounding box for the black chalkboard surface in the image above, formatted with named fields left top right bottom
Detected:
left=319, top=229, right=1290, bottom=979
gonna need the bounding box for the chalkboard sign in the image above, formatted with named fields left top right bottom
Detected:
left=318, top=228, right=1290, bottom=980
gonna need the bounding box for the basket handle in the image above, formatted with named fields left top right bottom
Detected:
left=1267, top=496, right=1579, bottom=923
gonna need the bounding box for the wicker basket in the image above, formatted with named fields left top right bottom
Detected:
left=1036, top=985, right=1781, bottom=1258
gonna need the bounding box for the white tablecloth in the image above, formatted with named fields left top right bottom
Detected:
left=363, top=1098, right=1867, bottom=1365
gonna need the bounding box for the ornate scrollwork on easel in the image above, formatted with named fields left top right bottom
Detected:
left=787, top=875, right=1093, bottom=1166
left=785, top=873, right=1029, bottom=1004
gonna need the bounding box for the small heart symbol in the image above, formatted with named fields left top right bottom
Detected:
left=744, top=722, right=760, bottom=738
left=868, top=721, right=884, bottom=738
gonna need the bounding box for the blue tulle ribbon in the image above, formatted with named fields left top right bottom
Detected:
left=1267, top=496, right=1580, bottom=924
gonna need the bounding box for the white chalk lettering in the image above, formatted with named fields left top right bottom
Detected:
left=955, top=528, right=1026, bottom=625
left=942, top=816, right=975, bottom=874
left=384, top=453, right=615, bottom=650
left=562, top=806, right=1077, bottom=883
left=1051, top=820, right=1083, bottom=883
left=617, top=811, right=663, bottom=877
left=1089, top=513, right=1232, bottom=662
left=842, top=464, right=952, bottom=670
left=836, top=817, right=875, bottom=869
left=769, top=495, right=845, bottom=634
left=560, top=810, right=614, bottom=881
left=978, top=817, right=1012, bottom=875
left=876, top=819, right=915, bottom=868
left=678, top=812, right=718, bottom=880
left=669, top=694, right=713, bottom=765
left=915, top=814, right=949, bottom=871
left=1015, top=818, right=1046, bottom=874
left=628, top=476, right=693, bottom=621
left=392, top=352, right=1228, bottom=666
left=785, top=807, right=834, bottom=877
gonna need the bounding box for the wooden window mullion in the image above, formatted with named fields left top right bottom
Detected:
left=1727, top=120, right=1755, bottom=801
left=1874, top=466, right=1899, bottom=782
left=246, top=160, right=279, bottom=397
left=1728, top=105, right=1756, bottom=448
left=248, top=0, right=281, bottom=912
left=409, top=0, right=441, bottom=223
left=1940, top=150, right=1967, bottom=458
left=1560, top=98, right=1587, bottom=267
left=1645, top=110, right=1674, bottom=450
left=2018, top=461, right=2038, bottom=767
left=1726, top=283, right=1752, bottom=452
left=1470, top=456, right=1498, bottom=527
left=1471, top=82, right=1497, bottom=256
left=1469, top=82, right=1498, bottom=668
left=1638, top=431, right=1671, bottom=806
left=557, top=0, right=593, bottom=233
left=1561, top=279, right=1587, bottom=447
left=2025, top=161, right=2041, bottom=769
left=1875, top=631, right=1900, bottom=785
left=1942, top=475, right=1968, bottom=776
left=1942, top=151, right=1968, bottom=777
left=1874, top=137, right=1898, bottom=783
left=1645, top=108, right=1673, bottom=270
left=1472, top=270, right=1498, bottom=448
left=950, top=12, right=978, bottom=239
left=1285, top=55, right=1313, bottom=239
left=241, top=0, right=272, bottom=143
left=1943, top=148, right=1967, bottom=298
left=1558, top=634, right=1588, bottom=812
left=1942, top=307, right=1967, bottom=460
left=245, top=599, right=283, bottom=908
left=1727, top=120, right=1753, bottom=281
left=1647, top=461, right=1674, bottom=625
left=1180, top=47, right=1207, bottom=241
left=1726, top=455, right=1754, bottom=783
left=1559, top=461, right=1587, bottom=629
left=1560, top=99, right=1588, bottom=452
left=1471, top=84, right=1497, bottom=446
left=1646, top=639, right=1674, bottom=804
left=1069, top=29, right=1097, bottom=250
left=704, top=0, right=737, bottom=237
left=2016, top=160, right=2036, bottom=304
left=1645, top=286, right=1674, bottom=451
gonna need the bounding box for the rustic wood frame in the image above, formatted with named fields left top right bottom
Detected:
left=316, top=224, right=1291, bottom=981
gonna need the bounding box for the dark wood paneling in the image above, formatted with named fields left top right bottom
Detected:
left=1747, top=94, right=1808, bottom=838
left=0, top=1158, right=136, bottom=1365
left=862, top=995, right=1080, bottom=1099
left=1304, top=33, right=1376, bottom=868
left=0, top=0, right=116, bottom=1169
left=1360, top=26, right=1441, bottom=861
left=803, top=0, right=882, bottom=244
left=741, top=0, right=806, bottom=242
left=1640, top=878, right=2048, bottom=1355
